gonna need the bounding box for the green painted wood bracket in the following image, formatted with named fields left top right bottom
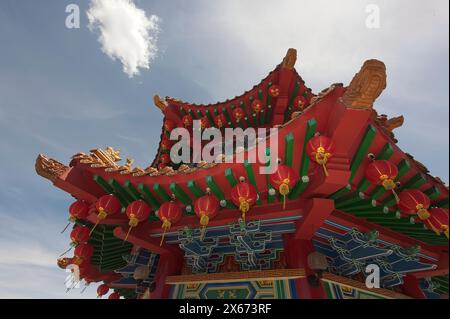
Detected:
left=284, top=133, right=294, bottom=167
left=196, top=110, right=204, bottom=119
left=244, top=160, right=262, bottom=205
left=153, top=183, right=172, bottom=202
left=187, top=180, right=205, bottom=198
left=328, top=186, right=352, bottom=200
left=395, top=159, right=411, bottom=181
left=179, top=108, right=187, bottom=116
left=289, top=118, right=317, bottom=199
left=108, top=179, right=131, bottom=206
left=188, top=109, right=197, bottom=119
left=435, top=197, right=449, bottom=208
left=349, top=125, right=377, bottom=183
left=123, top=181, right=141, bottom=201
left=377, top=143, right=395, bottom=160
left=259, top=110, right=265, bottom=126
left=252, top=113, right=258, bottom=127
left=222, top=108, right=233, bottom=123
left=283, top=81, right=300, bottom=123
left=205, top=110, right=215, bottom=126
left=258, top=89, right=263, bottom=100
left=137, top=184, right=160, bottom=211
left=424, top=186, right=441, bottom=201
left=205, top=176, right=225, bottom=200
left=224, top=168, right=238, bottom=187
left=265, top=105, right=273, bottom=124
left=93, top=175, right=114, bottom=194
left=265, top=147, right=276, bottom=204
left=170, top=183, right=193, bottom=206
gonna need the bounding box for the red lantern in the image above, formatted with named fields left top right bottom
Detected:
left=251, top=99, right=265, bottom=113
left=182, top=114, right=193, bottom=128
left=425, top=208, right=449, bottom=238
left=69, top=200, right=90, bottom=222
left=194, top=194, right=220, bottom=240
left=91, top=194, right=121, bottom=235
left=306, top=135, right=335, bottom=176
left=200, top=116, right=210, bottom=129
left=232, top=108, right=245, bottom=123
left=268, top=85, right=280, bottom=97
left=161, top=137, right=172, bottom=151
left=73, top=243, right=94, bottom=266
left=158, top=201, right=182, bottom=246
left=214, top=114, right=227, bottom=128
left=293, top=96, right=307, bottom=110
left=160, top=153, right=171, bottom=164
left=163, top=119, right=175, bottom=132
left=398, top=189, right=431, bottom=220
left=365, top=160, right=399, bottom=202
left=70, top=226, right=90, bottom=246
left=124, top=200, right=151, bottom=242
left=230, top=181, right=257, bottom=222
left=61, top=200, right=90, bottom=233
left=108, top=292, right=120, bottom=299
left=97, top=284, right=110, bottom=298
left=270, top=164, right=299, bottom=209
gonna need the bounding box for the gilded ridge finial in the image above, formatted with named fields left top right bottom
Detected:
left=282, top=48, right=297, bottom=69
left=35, top=154, right=69, bottom=182
left=342, top=59, right=387, bottom=110
left=153, top=95, right=168, bottom=112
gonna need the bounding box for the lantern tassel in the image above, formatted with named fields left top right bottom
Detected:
left=391, top=189, right=400, bottom=204
left=200, top=227, right=206, bottom=241
left=58, top=246, right=73, bottom=257
left=322, top=164, right=329, bottom=177
left=160, top=228, right=167, bottom=247
left=89, top=220, right=100, bottom=236
left=123, top=227, right=133, bottom=245
left=283, top=194, right=286, bottom=210
left=60, top=222, right=71, bottom=234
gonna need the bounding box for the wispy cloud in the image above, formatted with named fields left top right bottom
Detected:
left=87, top=0, right=160, bottom=78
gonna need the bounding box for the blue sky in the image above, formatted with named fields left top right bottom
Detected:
left=0, top=0, right=448, bottom=298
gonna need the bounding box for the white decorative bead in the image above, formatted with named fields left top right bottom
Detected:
left=239, top=176, right=245, bottom=182
left=383, top=206, right=389, bottom=214
left=302, top=176, right=310, bottom=183
left=185, top=205, right=192, bottom=213
left=371, top=200, right=377, bottom=207
left=220, top=200, right=227, bottom=207
left=359, top=192, right=365, bottom=199
left=346, top=184, right=352, bottom=190
left=155, top=210, right=159, bottom=217
left=268, top=188, right=276, bottom=196
left=395, top=211, right=401, bottom=219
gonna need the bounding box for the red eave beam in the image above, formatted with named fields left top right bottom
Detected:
left=294, top=198, right=335, bottom=240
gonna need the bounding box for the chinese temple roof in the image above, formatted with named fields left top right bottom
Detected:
left=35, top=48, right=448, bottom=299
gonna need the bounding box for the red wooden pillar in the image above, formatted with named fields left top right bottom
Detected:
left=284, top=235, right=327, bottom=299
left=150, top=250, right=184, bottom=299
left=402, top=275, right=426, bottom=299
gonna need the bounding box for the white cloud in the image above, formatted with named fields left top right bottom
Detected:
left=87, top=0, right=160, bottom=77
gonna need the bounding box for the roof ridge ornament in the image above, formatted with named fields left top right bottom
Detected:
left=281, top=48, right=297, bottom=69
left=342, top=59, right=387, bottom=110
left=153, top=95, right=168, bottom=112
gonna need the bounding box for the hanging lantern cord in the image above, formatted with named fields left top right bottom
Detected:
left=279, top=179, right=290, bottom=210
left=89, top=207, right=107, bottom=236
left=160, top=218, right=171, bottom=247
left=199, top=214, right=209, bottom=241
left=315, top=149, right=330, bottom=176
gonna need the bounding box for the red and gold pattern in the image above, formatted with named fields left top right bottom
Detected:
left=270, top=165, right=299, bottom=209
left=182, top=114, right=193, bottom=128
left=365, top=160, right=399, bottom=202
left=398, top=189, right=431, bottom=220
left=293, top=95, right=307, bottom=110
left=425, top=208, right=449, bottom=238
left=194, top=194, right=220, bottom=240
left=158, top=201, right=183, bottom=246
left=251, top=99, right=265, bottom=113
left=124, top=200, right=151, bottom=241
left=232, top=108, right=245, bottom=123
left=230, top=181, right=257, bottom=222
left=306, top=135, right=335, bottom=176
left=268, top=85, right=280, bottom=97
left=214, top=114, right=227, bottom=128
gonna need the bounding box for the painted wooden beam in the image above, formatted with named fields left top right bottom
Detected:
left=294, top=198, right=335, bottom=240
